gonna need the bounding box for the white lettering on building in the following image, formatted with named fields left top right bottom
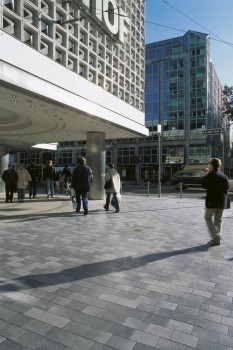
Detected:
left=80, top=0, right=129, bottom=43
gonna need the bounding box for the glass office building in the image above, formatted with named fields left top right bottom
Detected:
left=145, top=30, right=228, bottom=177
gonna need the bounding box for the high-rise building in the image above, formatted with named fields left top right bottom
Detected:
left=0, top=0, right=148, bottom=196
left=145, top=30, right=231, bottom=178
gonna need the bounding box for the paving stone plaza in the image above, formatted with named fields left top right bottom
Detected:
left=0, top=192, right=233, bottom=350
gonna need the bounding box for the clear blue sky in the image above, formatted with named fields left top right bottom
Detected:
left=145, top=0, right=233, bottom=87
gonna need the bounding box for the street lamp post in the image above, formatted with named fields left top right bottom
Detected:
left=157, top=124, right=162, bottom=197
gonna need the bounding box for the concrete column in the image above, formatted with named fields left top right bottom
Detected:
left=0, top=145, right=10, bottom=192
left=86, top=132, right=105, bottom=200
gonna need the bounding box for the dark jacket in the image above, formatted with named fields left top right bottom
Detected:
left=27, top=164, right=39, bottom=179
left=2, top=169, right=18, bottom=185
left=43, top=166, right=56, bottom=180
left=71, top=165, right=93, bottom=192
left=202, top=170, right=229, bottom=209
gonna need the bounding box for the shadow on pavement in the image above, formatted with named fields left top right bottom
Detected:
left=0, top=244, right=208, bottom=293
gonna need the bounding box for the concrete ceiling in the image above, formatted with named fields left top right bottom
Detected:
left=0, top=83, right=145, bottom=151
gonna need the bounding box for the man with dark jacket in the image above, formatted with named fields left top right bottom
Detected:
left=43, top=159, right=56, bottom=198
left=27, top=160, right=39, bottom=198
left=71, top=157, right=93, bottom=215
left=2, top=164, right=18, bottom=202
left=202, top=158, right=229, bottom=246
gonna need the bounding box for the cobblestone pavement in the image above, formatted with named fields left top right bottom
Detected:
left=0, top=192, right=233, bottom=350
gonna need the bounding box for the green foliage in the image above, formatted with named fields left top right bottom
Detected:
left=222, top=85, right=233, bottom=120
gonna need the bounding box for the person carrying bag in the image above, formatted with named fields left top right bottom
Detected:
left=103, top=163, right=121, bottom=213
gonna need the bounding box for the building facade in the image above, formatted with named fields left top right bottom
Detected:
left=0, top=0, right=148, bottom=196
left=5, top=27, right=232, bottom=183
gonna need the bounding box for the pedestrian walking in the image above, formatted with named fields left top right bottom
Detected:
left=27, top=159, right=39, bottom=198
left=1, top=164, right=18, bottom=202
left=17, top=163, right=32, bottom=202
left=104, top=163, right=121, bottom=213
left=44, top=159, right=56, bottom=198
left=202, top=158, right=229, bottom=246
left=71, top=157, right=93, bottom=215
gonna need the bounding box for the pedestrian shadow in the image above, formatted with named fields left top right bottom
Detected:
left=0, top=244, right=208, bottom=293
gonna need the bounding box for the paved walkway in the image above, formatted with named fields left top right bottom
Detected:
left=0, top=191, right=233, bottom=350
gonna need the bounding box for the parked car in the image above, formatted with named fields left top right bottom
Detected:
left=229, top=179, right=233, bottom=192
left=171, top=170, right=205, bottom=189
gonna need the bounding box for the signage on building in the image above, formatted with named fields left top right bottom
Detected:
left=190, top=128, right=221, bottom=139
left=163, top=130, right=185, bottom=140
left=80, top=0, right=129, bottom=43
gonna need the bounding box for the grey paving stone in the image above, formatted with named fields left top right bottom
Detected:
left=132, top=344, right=156, bottom=350
left=0, top=305, right=16, bottom=320
left=123, top=317, right=149, bottom=331
left=146, top=323, right=173, bottom=339
left=24, top=307, right=70, bottom=328
left=8, top=302, right=33, bottom=314
left=99, top=294, right=139, bottom=308
left=83, top=306, right=128, bottom=325
left=106, top=334, right=136, bottom=350
left=168, top=319, right=194, bottom=334
left=106, top=323, right=134, bottom=339
left=63, top=320, right=112, bottom=343
left=0, top=320, right=7, bottom=330
left=197, top=338, right=226, bottom=350
left=34, top=339, right=74, bottom=350
left=44, top=327, right=94, bottom=350
left=192, top=325, right=219, bottom=342
left=103, top=301, right=148, bottom=321
left=14, top=331, right=46, bottom=349
left=170, top=330, right=199, bottom=347
left=129, top=329, right=159, bottom=347
left=219, top=334, right=233, bottom=347
left=0, top=336, right=5, bottom=344
left=144, top=314, right=171, bottom=330
left=6, top=313, right=32, bottom=327
left=155, top=338, right=186, bottom=350
left=0, top=323, right=27, bottom=341
left=201, top=319, right=228, bottom=334
left=0, top=339, right=25, bottom=350
left=90, top=343, right=119, bottom=350
left=23, top=319, right=54, bottom=335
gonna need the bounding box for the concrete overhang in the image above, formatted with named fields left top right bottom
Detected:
left=0, top=31, right=148, bottom=151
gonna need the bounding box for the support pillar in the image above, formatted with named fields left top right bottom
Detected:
left=86, top=132, right=105, bottom=200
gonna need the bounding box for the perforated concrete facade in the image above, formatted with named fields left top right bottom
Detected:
left=1, top=0, right=145, bottom=111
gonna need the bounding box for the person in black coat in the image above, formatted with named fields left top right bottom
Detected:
left=27, top=160, right=39, bottom=198
left=71, top=157, right=93, bottom=215
left=43, top=159, right=56, bottom=198
left=202, top=158, right=229, bottom=246
left=2, top=164, right=18, bottom=202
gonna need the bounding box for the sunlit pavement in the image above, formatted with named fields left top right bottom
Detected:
left=0, top=189, right=233, bottom=350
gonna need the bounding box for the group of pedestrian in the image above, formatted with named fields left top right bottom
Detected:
left=1, top=157, right=122, bottom=216
left=1, top=162, right=33, bottom=202
left=2, top=156, right=228, bottom=242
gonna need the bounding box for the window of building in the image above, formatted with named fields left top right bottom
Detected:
left=117, top=147, right=135, bottom=165
left=172, top=44, right=182, bottom=54
left=58, top=152, right=73, bottom=165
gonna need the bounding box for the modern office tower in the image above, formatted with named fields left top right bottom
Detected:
left=145, top=30, right=231, bottom=178
left=0, top=0, right=148, bottom=197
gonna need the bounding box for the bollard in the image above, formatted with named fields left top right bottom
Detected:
left=147, top=181, right=149, bottom=197
left=180, top=182, right=183, bottom=199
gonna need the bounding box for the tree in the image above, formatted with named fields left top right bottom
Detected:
left=222, top=84, right=233, bottom=120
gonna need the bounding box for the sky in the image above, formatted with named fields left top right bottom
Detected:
left=145, top=0, right=233, bottom=87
